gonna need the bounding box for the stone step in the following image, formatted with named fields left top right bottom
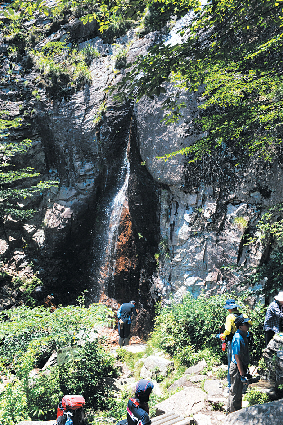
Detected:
left=151, top=412, right=192, bottom=425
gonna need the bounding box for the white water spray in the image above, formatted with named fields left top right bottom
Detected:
left=98, top=147, right=130, bottom=293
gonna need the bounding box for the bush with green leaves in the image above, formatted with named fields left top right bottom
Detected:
left=243, top=387, right=270, bottom=406
left=0, top=303, right=118, bottom=423
left=148, top=292, right=266, bottom=366
left=59, top=340, right=118, bottom=409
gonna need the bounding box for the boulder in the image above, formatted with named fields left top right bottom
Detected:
left=185, top=360, right=207, bottom=376
left=168, top=374, right=193, bottom=391
left=203, top=380, right=223, bottom=397
left=154, top=387, right=207, bottom=417
left=226, top=399, right=283, bottom=424
left=139, top=355, right=173, bottom=379
left=193, top=413, right=212, bottom=425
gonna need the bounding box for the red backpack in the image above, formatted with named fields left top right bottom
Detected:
left=57, top=395, right=85, bottom=425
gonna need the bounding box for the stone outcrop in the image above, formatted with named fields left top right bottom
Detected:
left=261, top=333, right=283, bottom=383
left=155, top=387, right=208, bottom=416
left=226, top=399, right=283, bottom=425
left=139, top=355, right=174, bottom=379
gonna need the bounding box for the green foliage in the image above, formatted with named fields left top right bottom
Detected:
left=148, top=293, right=266, bottom=366
left=116, top=348, right=144, bottom=380
left=143, top=0, right=200, bottom=33
left=148, top=294, right=227, bottom=364
left=113, top=0, right=283, bottom=166
left=93, top=101, right=107, bottom=126
left=233, top=216, right=248, bottom=230
left=12, top=275, right=44, bottom=307
left=0, top=111, right=58, bottom=225
left=0, top=303, right=117, bottom=422
left=31, top=41, right=92, bottom=96
left=59, top=340, right=118, bottom=409
left=114, top=45, right=128, bottom=69
left=81, top=44, right=100, bottom=66
left=0, top=378, right=29, bottom=425
left=243, top=387, right=270, bottom=406
left=247, top=203, right=283, bottom=246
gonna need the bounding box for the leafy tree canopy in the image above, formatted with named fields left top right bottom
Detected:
left=112, top=0, right=283, bottom=165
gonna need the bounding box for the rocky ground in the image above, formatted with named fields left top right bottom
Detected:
left=17, top=330, right=281, bottom=425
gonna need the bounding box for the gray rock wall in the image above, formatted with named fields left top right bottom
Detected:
left=135, top=86, right=283, bottom=298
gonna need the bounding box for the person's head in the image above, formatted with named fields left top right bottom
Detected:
left=223, top=299, right=240, bottom=313
left=135, top=379, right=154, bottom=402
left=130, top=300, right=136, bottom=305
left=234, top=314, right=251, bottom=332
left=274, top=292, right=283, bottom=305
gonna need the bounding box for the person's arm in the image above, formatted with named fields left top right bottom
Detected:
left=117, top=306, right=122, bottom=319
left=271, top=303, right=283, bottom=320
left=234, top=354, right=245, bottom=376
left=221, top=315, right=233, bottom=339
left=142, top=413, right=151, bottom=425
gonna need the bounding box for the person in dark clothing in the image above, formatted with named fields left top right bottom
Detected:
left=264, top=291, right=283, bottom=347
left=117, top=300, right=137, bottom=347
left=127, top=379, right=154, bottom=425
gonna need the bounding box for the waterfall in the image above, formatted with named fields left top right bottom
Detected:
left=102, top=149, right=130, bottom=286
left=92, top=144, right=130, bottom=299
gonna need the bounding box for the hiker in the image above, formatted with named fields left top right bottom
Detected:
left=264, top=291, right=283, bottom=347
left=218, top=299, right=241, bottom=390
left=117, top=300, right=137, bottom=347
left=127, top=379, right=154, bottom=425
left=228, top=314, right=252, bottom=413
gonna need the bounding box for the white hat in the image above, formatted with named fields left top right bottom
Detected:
left=275, top=291, right=283, bottom=301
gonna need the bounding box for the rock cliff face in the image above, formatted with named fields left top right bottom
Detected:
left=0, top=13, right=282, bottom=315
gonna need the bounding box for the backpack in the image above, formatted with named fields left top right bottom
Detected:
left=57, top=395, right=85, bottom=425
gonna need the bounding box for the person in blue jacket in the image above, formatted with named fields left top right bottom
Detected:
left=228, top=314, right=252, bottom=413
left=117, top=300, right=137, bottom=347
left=127, top=379, right=154, bottom=425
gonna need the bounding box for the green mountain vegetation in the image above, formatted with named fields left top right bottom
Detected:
left=0, top=293, right=267, bottom=424
left=0, top=1, right=282, bottom=423
left=117, top=0, right=283, bottom=166
left=0, top=302, right=118, bottom=424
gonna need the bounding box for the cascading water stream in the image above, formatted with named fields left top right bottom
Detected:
left=100, top=147, right=130, bottom=292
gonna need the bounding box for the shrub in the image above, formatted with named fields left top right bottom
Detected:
left=148, top=292, right=266, bottom=366
left=0, top=379, right=29, bottom=425
left=243, top=387, right=270, bottom=406
left=0, top=303, right=117, bottom=421
left=59, top=340, right=118, bottom=409
left=81, top=44, right=100, bottom=66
